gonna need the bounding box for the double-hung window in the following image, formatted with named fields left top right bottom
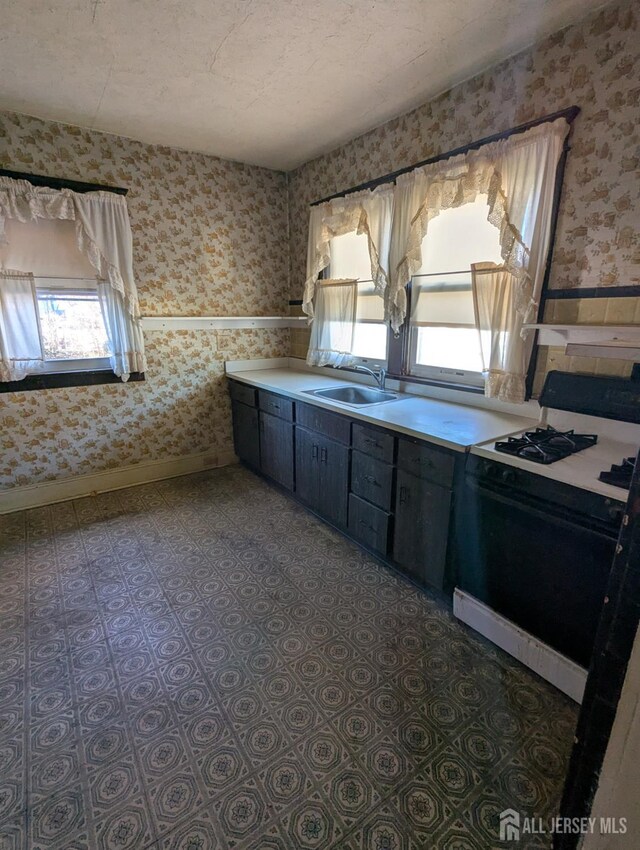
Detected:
left=1, top=217, right=111, bottom=374
left=36, top=279, right=110, bottom=373
left=407, top=194, right=502, bottom=387
left=328, top=230, right=388, bottom=367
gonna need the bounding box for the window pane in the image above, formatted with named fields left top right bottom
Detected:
left=352, top=323, right=388, bottom=360
left=37, top=290, right=110, bottom=360
left=356, top=290, right=385, bottom=322
left=415, top=194, right=502, bottom=274
left=411, top=274, right=475, bottom=325
left=329, top=231, right=372, bottom=281
left=414, top=326, right=485, bottom=373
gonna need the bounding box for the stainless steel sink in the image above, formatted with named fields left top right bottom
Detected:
left=305, top=386, right=399, bottom=406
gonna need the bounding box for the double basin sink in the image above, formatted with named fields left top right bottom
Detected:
left=304, top=385, right=400, bottom=407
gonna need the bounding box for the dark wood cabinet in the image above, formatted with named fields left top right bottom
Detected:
left=348, top=493, right=390, bottom=555
left=393, top=468, right=452, bottom=590
left=294, top=427, right=320, bottom=508
left=351, top=450, right=393, bottom=511
left=260, top=412, right=294, bottom=491
left=316, top=434, right=350, bottom=528
left=231, top=401, right=260, bottom=470
left=294, top=427, right=349, bottom=528
left=296, top=402, right=351, bottom=445
left=229, top=377, right=456, bottom=595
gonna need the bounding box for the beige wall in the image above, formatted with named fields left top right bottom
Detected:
left=286, top=0, right=640, bottom=386
left=0, top=112, right=290, bottom=489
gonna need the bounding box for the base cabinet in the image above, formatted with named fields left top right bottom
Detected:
left=295, top=427, right=349, bottom=528
left=228, top=379, right=456, bottom=595
left=231, top=401, right=260, bottom=470
left=393, top=469, right=452, bottom=590
left=260, top=412, right=294, bottom=491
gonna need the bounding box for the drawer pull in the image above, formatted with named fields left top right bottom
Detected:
left=363, top=475, right=379, bottom=486
left=364, top=437, right=383, bottom=449
left=399, top=485, right=408, bottom=505
left=359, top=520, right=376, bottom=533
left=312, top=444, right=318, bottom=459
left=320, top=446, right=327, bottom=464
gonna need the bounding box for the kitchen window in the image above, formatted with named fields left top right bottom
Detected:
left=0, top=174, right=146, bottom=390
left=35, top=278, right=111, bottom=373
left=327, top=229, right=388, bottom=367
left=305, top=114, right=572, bottom=403
left=407, top=195, right=502, bottom=387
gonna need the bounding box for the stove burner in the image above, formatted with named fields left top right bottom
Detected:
left=599, top=457, right=635, bottom=490
left=494, top=427, right=598, bottom=465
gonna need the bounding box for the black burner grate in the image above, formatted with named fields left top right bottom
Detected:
left=495, top=427, right=598, bottom=465
left=599, top=457, right=635, bottom=490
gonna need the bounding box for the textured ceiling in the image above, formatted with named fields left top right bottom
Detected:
left=1, top=0, right=607, bottom=170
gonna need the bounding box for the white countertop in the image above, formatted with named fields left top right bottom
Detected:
left=226, top=365, right=537, bottom=452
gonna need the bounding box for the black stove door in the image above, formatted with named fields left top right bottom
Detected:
left=457, top=479, right=616, bottom=668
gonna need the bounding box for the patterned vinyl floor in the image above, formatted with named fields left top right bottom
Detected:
left=0, top=465, right=578, bottom=850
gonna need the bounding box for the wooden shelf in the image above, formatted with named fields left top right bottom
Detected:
left=523, top=323, right=640, bottom=360
left=140, top=316, right=307, bottom=331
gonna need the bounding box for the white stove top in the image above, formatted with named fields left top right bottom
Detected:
left=471, top=410, right=640, bottom=502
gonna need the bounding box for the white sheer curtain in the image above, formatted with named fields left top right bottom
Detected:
left=0, top=177, right=146, bottom=380
left=471, top=262, right=522, bottom=400
left=302, top=186, right=393, bottom=320
left=0, top=270, right=44, bottom=381
left=97, top=283, right=146, bottom=381
left=306, top=279, right=357, bottom=367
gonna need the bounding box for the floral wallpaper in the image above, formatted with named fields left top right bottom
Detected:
left=287, top=0, right=639, bottom=298
left=0, top=111, right=290, bottom=489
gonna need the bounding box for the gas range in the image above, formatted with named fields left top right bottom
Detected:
left=471, top=372, right=640, bottom=502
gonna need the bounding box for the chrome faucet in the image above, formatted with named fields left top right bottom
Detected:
left=337, top=363, right=386, bottom=391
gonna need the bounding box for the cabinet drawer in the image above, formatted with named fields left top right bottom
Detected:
left=352, top=423, right=394, bottom=463
left=296, top=402, right=350, bottom=445
left=348, top=494, right=390, bottom=556
left=351, top=451, right=393, bottom=511
left=229, top=380, right=257, bottom=407
left=397, top=438, right=454, bottom=487
left=259, top=390, right=293, bottom=421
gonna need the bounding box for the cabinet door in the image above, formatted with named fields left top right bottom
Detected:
left=260, top=412, right=294, bottom=491
left=232, top=401, right=260, bottom=470
left=393, top=469, right=451, bottom=590
left=294, top=427, right=320, bottom=509
left=317, top=436, right=350, bottom=528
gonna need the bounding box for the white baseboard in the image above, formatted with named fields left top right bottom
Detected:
left=0, top=450, right=238, bottom=514
left=453, top=589, right=588, bottom=703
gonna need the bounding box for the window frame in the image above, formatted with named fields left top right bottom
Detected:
left=35, top=278, right=112, bottom=371
left=318, top=267, right=390, bottom=370
left=405, top=271, right=486, bottom=388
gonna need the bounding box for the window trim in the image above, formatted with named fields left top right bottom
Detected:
left=0, top=369, right=145, bottom=393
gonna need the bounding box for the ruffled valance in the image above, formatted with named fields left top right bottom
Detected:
left=0, top=177, right=140, bottom=319
left=302, top=185, right=393, bottom=319
left=387, top=118, right=570, bottom=334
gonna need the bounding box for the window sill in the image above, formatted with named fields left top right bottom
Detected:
left=388, top=372, right=485, bottom=395
left=0, top=370, right=145, bottom=393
